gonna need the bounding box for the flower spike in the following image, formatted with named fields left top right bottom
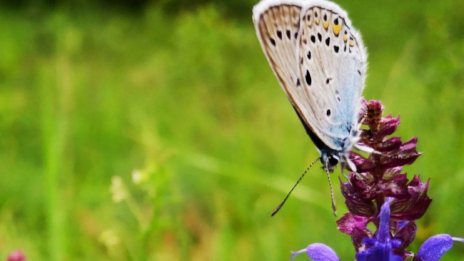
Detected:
left=292, top=100, right=462, bottom=261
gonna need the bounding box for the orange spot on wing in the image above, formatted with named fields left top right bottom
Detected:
left=333, top=24, right=341, bottom=36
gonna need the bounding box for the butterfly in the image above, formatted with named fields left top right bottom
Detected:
left=253, top=0, right=367, bottom=173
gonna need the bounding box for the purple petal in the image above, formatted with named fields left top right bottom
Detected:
left=390, top=177, right=432, bottom=220
left=337, top=213, right=371, bottom=248
left=394, top=221, right=417, bottom=250
left=363, top=100, right=383, bottom=127
left=416, top=234, right=453, bottom=261
left=341, top=184, right=376, bottom=217
left=356, top=247, right=403, bottom=261
left=400, top=138, right=418, bottom=151
left=376, top=137, right=402, bottom=152
left=349, top=152, right=376, bottom=172
left=291, top=243, right=339, bottom=261
left=355, top=198, right=404, bottom=261
left=337, top=213, right=370, bottom=234
left=377, top=198, right=393, bottom=242
left=379, top=174, right=408, bottom=195
left=377, top=116, right=400, bottom=137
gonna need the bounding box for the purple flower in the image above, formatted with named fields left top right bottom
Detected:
left=291, top=243, right=339, bottom=261
left=291, top=100, right=464, bottom=261
left=338, top=100, right=431, bottom=255
left=291, top=199, right=464, bottom=261
left=355, top=198, right=403, bottom=261
left=414, top=235, right=464, bottom=261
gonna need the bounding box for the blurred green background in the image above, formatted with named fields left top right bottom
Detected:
left=1, top=0, right=464, bottom=260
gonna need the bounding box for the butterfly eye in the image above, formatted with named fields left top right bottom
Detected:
left=328, top=155, right=339, bottom=168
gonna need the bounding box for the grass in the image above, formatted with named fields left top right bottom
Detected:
left=0, top=1, right=463, bottom=260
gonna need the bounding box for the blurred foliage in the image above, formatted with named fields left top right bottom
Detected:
left=0, top=0, right=257, bottom=19
left=0, top=0, right=463, bottom=260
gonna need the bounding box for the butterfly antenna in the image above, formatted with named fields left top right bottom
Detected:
left=271, top=157, right=320, bottom=217
left=324, top=169, right=337, bottom=216
left=340, top=161, right=346, bottom=178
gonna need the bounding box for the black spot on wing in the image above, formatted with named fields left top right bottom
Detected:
left=277, top=30, right=282, bottom=40
left=270, top=38, right=276, bottom=46
left=305, top=70, right=312, bottom=86
left=334, top=45, right=339, bottom=53
left=325, top=37, right=330, bottom=46
left=307, top=51, right=311, bottom=60
left=317, top=33, right=322, bottom=42
left=286, top=30, right=291, bottom=39
left=310, top=35, right=316, bottom=43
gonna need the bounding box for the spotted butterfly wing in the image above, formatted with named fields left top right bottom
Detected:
left=253, top=0, right=367, bottom=171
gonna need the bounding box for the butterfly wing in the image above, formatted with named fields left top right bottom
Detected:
left=297, top=1, right=367, bottom=151
left=253, top=0, right=367, bottom=152
left=253, top=0, right=332, bottom=149
left=252, top=0, right=304, bottom=113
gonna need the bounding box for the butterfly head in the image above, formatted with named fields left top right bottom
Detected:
left=320, top=138, right=358, bottom=173
left=321, top=152, right=339, bottom=173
